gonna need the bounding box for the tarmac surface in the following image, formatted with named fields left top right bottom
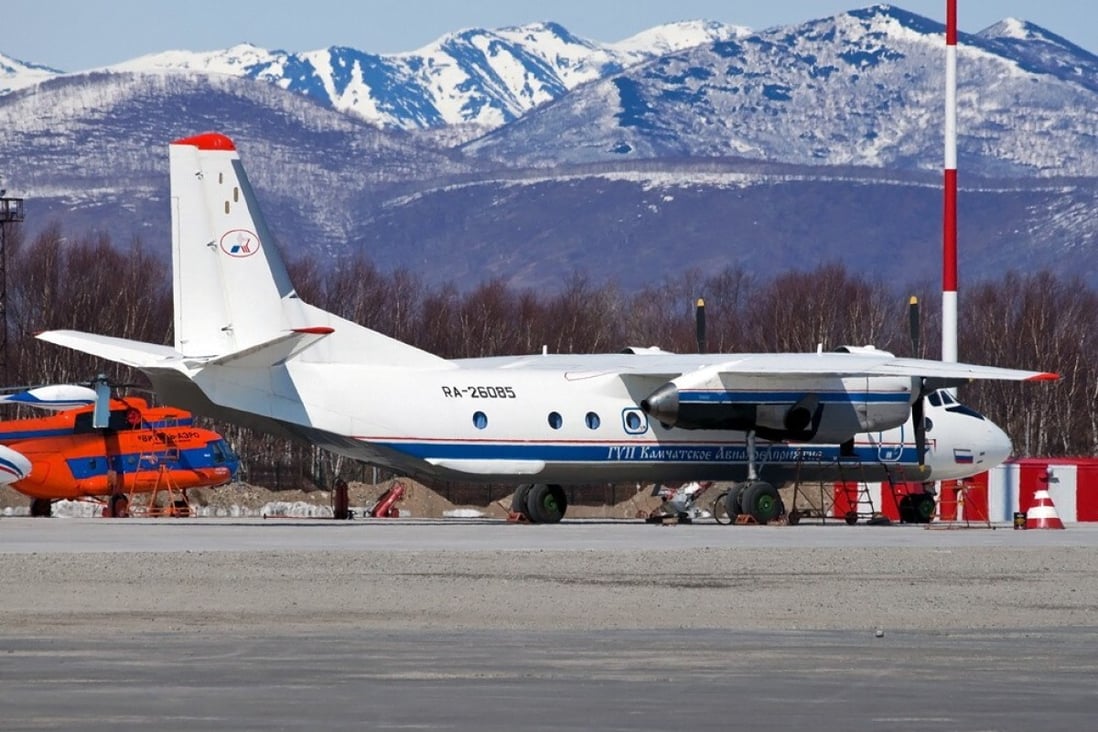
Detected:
left=3, top=517, right=1098, bottom=731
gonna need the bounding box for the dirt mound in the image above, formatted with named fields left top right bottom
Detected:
left=0, top=478, right=680, bottom=520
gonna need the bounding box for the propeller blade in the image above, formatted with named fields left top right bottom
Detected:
left=912, top=386, right=927, bottom=467
left=92, top=374, right=112, bottom=429
left=908, top=295, right=921, bottom=357
left=695, top=298, right=707, bottom=354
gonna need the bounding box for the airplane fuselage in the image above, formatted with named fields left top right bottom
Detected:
left=159, top=356, right=1009, bottom=488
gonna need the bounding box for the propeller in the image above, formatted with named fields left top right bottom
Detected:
left=908, top=296, right=928, bottom=467
left=695, top=297, right=706, bottom=354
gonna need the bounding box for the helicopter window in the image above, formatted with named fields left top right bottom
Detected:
left=73, top=409, right=142, bottom=433
left=928, top=392, right=943, bottom=408
left=209, top=439, right=239, bottom=463
left=941, top=392, right=956, bottom=405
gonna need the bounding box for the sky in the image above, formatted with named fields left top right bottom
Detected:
left=4, top=1, right=1094, bottom=72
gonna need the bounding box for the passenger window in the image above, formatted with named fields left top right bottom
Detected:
left=473, top=411, right=488, bottom=430
left=622, top=408, right=648, bottom=435
left=548, top=412, right=563, bottom=430
left=585, top=412, right=601, bottom=430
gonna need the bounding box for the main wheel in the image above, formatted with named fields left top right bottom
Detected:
left=712, top=491, right=733, bottom=525
left=108, top=493, right=130, bottom=518
left=723, top=482, right=746, bottom=520
left=525, top=484, right=567, bottom=524
left=510, top=484, right=534, bottom=521
left=740, top=481, right=783, bottom=525
left=913, top=493, right=936, bottom=523
left=30, top=498, right=52, bottom=517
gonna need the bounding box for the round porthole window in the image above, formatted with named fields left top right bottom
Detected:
left=585, top=412, right=601, bottom=430
left=548, top=412, right=563, bottom=429
left=473, top=411, right=488, bottom=429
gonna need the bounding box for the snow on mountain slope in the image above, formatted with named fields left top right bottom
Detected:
left=0, top=52, right=62, bottom=94
left=97, top=21, right=746, bottom=132
left=462, top=5, right=1098, bottom=177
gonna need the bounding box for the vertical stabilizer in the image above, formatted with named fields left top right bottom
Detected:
left=170, top=133, right=300, bottom=357
left=169, top=133, right=447, bottom=369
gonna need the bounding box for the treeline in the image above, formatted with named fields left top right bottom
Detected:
left=6, top=224, right=1096, bottom=488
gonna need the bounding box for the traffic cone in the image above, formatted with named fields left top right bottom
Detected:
left=1025, top=488, right=1065, bottom=529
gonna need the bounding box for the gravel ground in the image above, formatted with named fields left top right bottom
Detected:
left=3, top=544, right=1096, bottom=635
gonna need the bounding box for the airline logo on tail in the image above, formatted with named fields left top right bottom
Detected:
left=220, top=229, right=260, bottom=258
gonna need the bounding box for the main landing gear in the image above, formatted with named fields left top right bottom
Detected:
left=712, top=431, right=786, bottom=525
left=510, top=484, right=568, bottom=524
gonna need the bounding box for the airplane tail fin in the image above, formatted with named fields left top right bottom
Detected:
left=169, top=133, right=444, bottom=368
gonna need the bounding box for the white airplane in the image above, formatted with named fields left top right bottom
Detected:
left=38, top=133, right=1058, bottom=524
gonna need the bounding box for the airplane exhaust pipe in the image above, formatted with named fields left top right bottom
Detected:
left=783, top=394, right=820, bottom=433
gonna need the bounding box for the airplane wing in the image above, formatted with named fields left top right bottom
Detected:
left=644, top=352, right=1058, bottom=382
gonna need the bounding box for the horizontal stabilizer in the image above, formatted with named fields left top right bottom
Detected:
left=35, top=330, right=184, bottom=369
left=205, top=327, right=334, bottom=368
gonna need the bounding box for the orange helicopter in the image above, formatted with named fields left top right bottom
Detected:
left=0, top=382, right=239, bottom=517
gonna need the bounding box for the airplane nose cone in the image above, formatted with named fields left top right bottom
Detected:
left=985, top=419, right=1013, bottom=468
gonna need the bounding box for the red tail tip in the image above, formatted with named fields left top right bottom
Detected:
left=171, top=132, right=237, bottom=151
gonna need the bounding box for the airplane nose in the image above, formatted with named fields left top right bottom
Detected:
left=984, top=419, right=1013, bottom=468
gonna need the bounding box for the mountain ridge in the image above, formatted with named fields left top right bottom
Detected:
left=0, top=4, right=1094, bottom=294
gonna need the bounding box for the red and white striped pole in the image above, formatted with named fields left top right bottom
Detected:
left=942, top=0, right=958, bottom=365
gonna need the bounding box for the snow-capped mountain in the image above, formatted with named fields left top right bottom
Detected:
left=464, top=6, right=1098, bottom=177
left=0, top=5, right=1095, bottom=294
left=0, top=52, right=62, bottom=95
left=102, top=20, right=747, bottom=133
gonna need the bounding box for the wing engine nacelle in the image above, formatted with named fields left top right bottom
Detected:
left=640, top=370, right=913, bottom=442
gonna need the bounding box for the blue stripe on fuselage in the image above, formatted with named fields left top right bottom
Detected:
left=375, top=440, right=920, bottom=466
left=678, top=390, right=910, bottom=405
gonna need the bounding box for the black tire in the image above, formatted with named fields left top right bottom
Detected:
left=108, top=493, right=129, bottom=518
left=724, top=482, right=746, bottom=518
left=741, top=481, right=783, bottom=525
left=511, top=484, right=534, bottom=520
left=913, top=493, right=936, bottom=523
left=525, top=484, right=567, bottom=524
left=30, top=498, right=52, bottom=517
left=712, top=491, right=733, bottom=525
left=787, top=508, right=801, bottom=526
left=844, top=510, right=859, bottom=525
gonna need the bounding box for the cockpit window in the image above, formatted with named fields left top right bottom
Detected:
left=209, top=439, right=239, bottom=463
left=946, top=404, right=986, bottom=421
left=941, top=392, right=956, bottom=405
left=928, top=392, right=942, bottom=407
